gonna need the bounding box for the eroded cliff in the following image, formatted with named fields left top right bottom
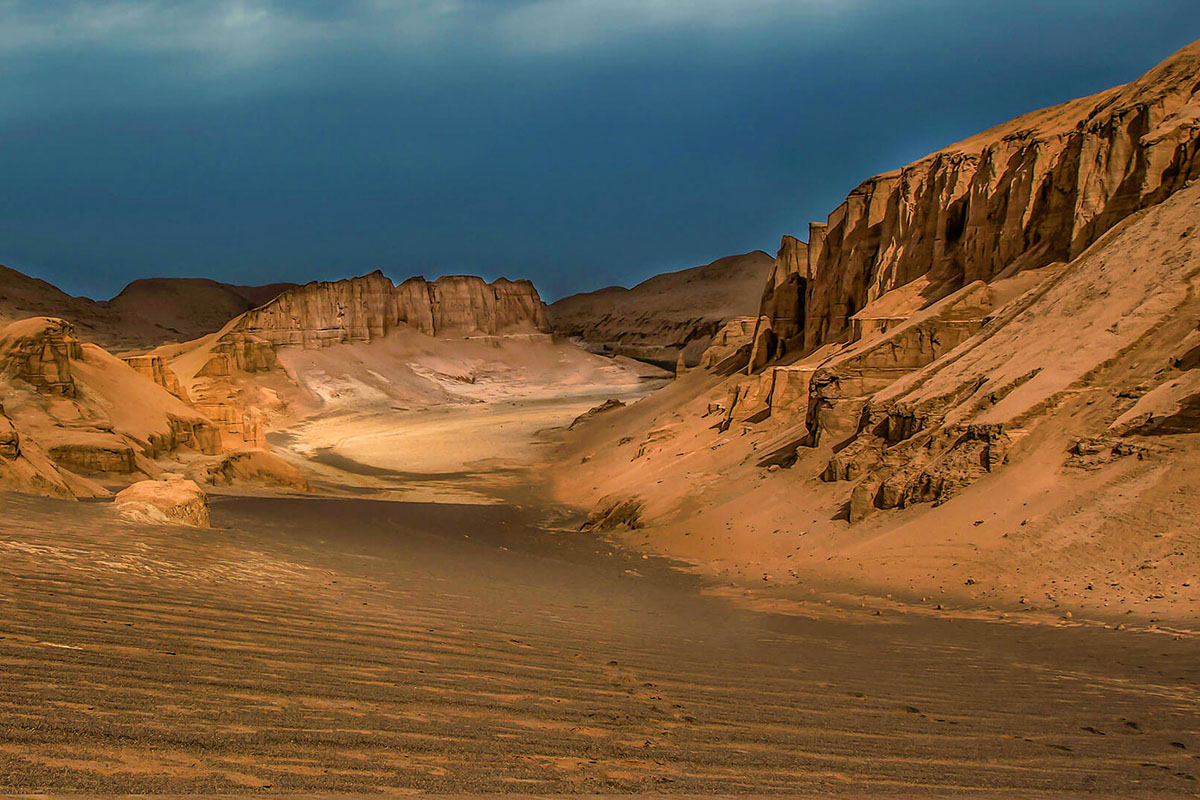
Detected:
left=801, top=41, right=1200, bottom=351
left=556, top=39, right=1200, bottom=622
left=233, top=272, right=550, bottom=349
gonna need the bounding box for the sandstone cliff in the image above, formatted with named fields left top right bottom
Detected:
left=556, top=39, right=1200, bottom=623
left=159, top=271, right=557, bottom=447
left=233, top=271, right=550, bottom=349
left=797, top=40, right=1200, bottom=352
left=547, top=251, right=774, bottom=371
left=0, top=317, right=224, bottom=498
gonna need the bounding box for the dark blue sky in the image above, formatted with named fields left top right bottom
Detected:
left=1, top=1, right=1198, bottom=301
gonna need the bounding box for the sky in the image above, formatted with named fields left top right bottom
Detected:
left=1, top=1, right=1198, bottom=302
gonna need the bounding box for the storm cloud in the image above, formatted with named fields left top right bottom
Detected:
left=1, top=0, right=1198, bottom=299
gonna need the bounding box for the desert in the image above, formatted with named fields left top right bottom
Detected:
left=3, top=6, right=1200, bottom=797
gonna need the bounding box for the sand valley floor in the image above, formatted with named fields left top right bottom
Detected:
left=3, top=491, right=1200, bottom=795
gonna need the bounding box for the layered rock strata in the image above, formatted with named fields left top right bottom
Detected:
left=234, top=272, right=550, bottom=349
left=0, top=317, right=82, bottom=396
left=683, top=40, right=1200, bottom=521
left=801, top=41, right=1200, bottom=351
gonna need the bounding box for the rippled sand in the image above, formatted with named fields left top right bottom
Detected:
left=1, top=492, right=1199, bottom=795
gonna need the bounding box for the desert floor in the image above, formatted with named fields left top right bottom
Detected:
left=2, top=396, right=1200, bottom=795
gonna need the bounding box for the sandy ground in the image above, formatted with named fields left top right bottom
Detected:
left=271, top=390, right=664, bottom=505
left=3, top=346, right=1200, bottom=794
left=2, top=490, right=1200, bottom=795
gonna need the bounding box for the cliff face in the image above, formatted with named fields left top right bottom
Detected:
left=234, top=271, right=550, bottom=348
left=749, top=236, right=808, bottom=369
left=556, top=40, right=1200, bottom=618
left=802, top=40, right=1200, bottom=351
left=548, top=251, right=774, bottom=371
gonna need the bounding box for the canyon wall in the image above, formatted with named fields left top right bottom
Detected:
left=724, top=40, right=1200, bottom=516
left=233, top=271, right=550, bottom=349
left=562, top=38, right=1200, bottom=577
left=798, top=41, right=1200, bottom=352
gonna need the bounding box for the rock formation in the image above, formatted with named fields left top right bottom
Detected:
left=122, top=354, right=190, bottom=401
left=234, top=271, right=550, bottom=349
left=749, top=236, right=808, bottom=369
left=0, top=318, right=225, bottom=497
left=197, top=449, right=310, bottom=491
left=556, top=37, right=1200, bottom=601
left=0, top=266, right=294, bottom=352
left=707, top=39, right=1200, bottom=515
left=801, top=40, right=1200, bottom=351
left=114, top=477, right=211, bottom=527
left=0, top=317, right=82, bottom=396
left=548, top=251, right=774, bottom=370
left=158, top=271, right=556, bottom=446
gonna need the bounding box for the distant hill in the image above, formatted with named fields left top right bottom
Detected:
left=0, top=266, right=296, bottom=352
left=547, top=251, right=774, bottom=370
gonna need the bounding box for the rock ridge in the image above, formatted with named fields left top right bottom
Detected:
left=233, top=271, right=551, bottom=349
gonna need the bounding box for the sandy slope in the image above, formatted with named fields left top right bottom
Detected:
left=554, top=193, right=1200, bottom=629
left=264, top=330, right=669, bottom=503
left=548, top=43, right=1200, bottom=633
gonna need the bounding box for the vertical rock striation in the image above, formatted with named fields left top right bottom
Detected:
left=232, top=271, right=550, bottom=349
left=801, top=40, right=1200, bottom=351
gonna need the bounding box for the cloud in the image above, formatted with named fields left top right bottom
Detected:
left=0, top=0, right=858, bottom=64
left=0, top=1, right=339, bottom=62
left=490, top=0, right=855, bottom=53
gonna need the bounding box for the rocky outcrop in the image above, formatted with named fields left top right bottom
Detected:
left=0, top=317, right=82, bottom=396
left=48, top=442, right=138, bottom=474
left=198, top=449, right=309, bottom=491
left=802, top=40, right=1200, bottom=352
left=195, top=332, right=279, bottom=376
left=749, top=236, right=808, bottom=370
left=122, top=354, right=190, bottom=401
left=569, top=399, right=626, bottom=430
left=549, top=252, right=774, bottom=371
left=115, top=478, right=211, bottom=528
left=580, top=494, right=644, bottom=532
left=698, top=316, right=758, bottom=374
left=0, top=408, right=19, bottom=459
left=233, top=272, right=550, bottom=349
left=804, top=281, right=998, bottom=446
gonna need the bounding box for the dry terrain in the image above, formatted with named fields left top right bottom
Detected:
left=3, top=489, right=1200, bottom=795
left=548, top=251, right=774, bottom=370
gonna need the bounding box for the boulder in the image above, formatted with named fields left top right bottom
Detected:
left=114, top=478, right=211, bottom=528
